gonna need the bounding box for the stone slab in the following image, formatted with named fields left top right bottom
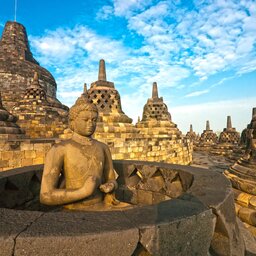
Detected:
left=15, top=210, right=139, bottom=256
left=0, top=208, right=42, bottom=256
left=123, top=198, right=215, bottom=255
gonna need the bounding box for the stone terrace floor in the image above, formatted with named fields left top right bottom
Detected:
left=191, top=151, right=236, bottom=173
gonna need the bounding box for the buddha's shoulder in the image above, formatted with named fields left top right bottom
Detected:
left=92, top=139, right=109, bottom=150
left=49, top=139, right=76, bottom=151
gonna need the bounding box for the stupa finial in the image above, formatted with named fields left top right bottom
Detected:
left=98, top=59, right=106, bottom=81
left=227, top=116, right=232, bottom=129
left=190, top=124, right=193, bottom=132
left=83, top=83, right=88, bottom=96
left=206, top=120, right=210, bottom=131
left=31, top=71, right=41, bottom=88
left=152, top=82, right=159, bottom=99
left=252, top=108, right=256, bottom=118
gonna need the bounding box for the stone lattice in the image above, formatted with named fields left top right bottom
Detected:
left=211, top=116, right=240, bottom=156
left=0, top=91, right=24, bottom=138
left=0, top=21, right=68, bottom=114
left=141, top=82, right=171, bottom=122
left=197, top=120, right=218, bottom=149
left=87, top=59, right=138, bottom=142
left=12, top=72, right=68, bottom=138
left=219, top=116, right=240, bottom=144
left=136, top=82, right=181, bottom=139
left=186, top=124, right=198, bottom=143
left=135, top=82, right=192, bottom=163
left=61, top=61, right=192, bottom=165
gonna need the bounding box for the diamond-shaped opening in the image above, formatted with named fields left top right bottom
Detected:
left=97, top=99, right=101, bottom=104
left=101, top=94, right=105, bottom=98
left=5, top=180, right=19, bottom=191
left=104, top=99, right=109, bottom=103
left=100, top=104, right=105, bottom=109
left=93, top=94, right=97, bottom=98
left=128, top=167, right=138, bottom=178
left=132, top=242, right=152, bottom=256
left=151, top=169, right=163, bottom=178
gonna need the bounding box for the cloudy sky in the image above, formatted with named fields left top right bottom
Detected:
left=0, top=0, right=255, bottom=133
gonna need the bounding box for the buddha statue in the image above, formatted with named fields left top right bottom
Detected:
left=40, top=94, right=122, bottom=210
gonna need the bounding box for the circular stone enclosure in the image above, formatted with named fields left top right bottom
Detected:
left=0, top=160, right=244, bottom=256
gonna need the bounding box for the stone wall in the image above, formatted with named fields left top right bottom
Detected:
left=0, top=136, right=192, bottom=172
left=0, top=138, right=57, bottom=171
left=103, top=137, right=192, bottom=164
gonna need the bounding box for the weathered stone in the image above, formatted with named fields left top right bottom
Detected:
left=0, top=208, right=43, bottom=256
left=197, top=120, right=218, bottom=149
left=124, top=198, right=215, bottom=256
left=15, top=211, right=139, bottom=256
left=12, top=72, right=68, bottom=138
left=0, top=21, right=68, bottom=115
left=185, top=124, right=198, bottom=144
left=237, top=218, right=256, bottom=256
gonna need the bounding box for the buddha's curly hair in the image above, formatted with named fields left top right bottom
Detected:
left=69, top=96, right=98, bottom=130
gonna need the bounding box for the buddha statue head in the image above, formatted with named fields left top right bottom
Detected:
left=69, top=96, right=98, bottom=137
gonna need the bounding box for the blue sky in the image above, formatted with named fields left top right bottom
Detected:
left=0, top=0, right=255, bottom=133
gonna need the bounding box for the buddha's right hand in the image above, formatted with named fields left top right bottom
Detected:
left=80, top=175, right=97, bottom=197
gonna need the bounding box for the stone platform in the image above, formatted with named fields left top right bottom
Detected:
left=0, top=161, right=255, bottom=255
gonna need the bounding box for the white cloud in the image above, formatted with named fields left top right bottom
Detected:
left=113, top=0, right=256, bottom=81
left=184, top=90, right=209, bottom=98
left=30, top=21, right=192, bottom=112
left=113, top=0, right=153, bottom=17
left=26, top=0, right=256, bottom=134
left=96, top=5, right=114, bottom=20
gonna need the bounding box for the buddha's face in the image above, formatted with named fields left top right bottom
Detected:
left=73, top=110, right=97, bottom=137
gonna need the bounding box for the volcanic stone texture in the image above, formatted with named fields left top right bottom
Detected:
left=0, top=21, right=68, bottom=116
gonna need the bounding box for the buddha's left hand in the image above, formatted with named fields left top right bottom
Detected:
left=99, top=182, right=115, bottom=193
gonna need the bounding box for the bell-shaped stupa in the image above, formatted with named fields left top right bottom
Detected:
left=87, top=59, right=138, bottom=142
left=186, top=124, right=198, bottom=143
left=211, top=116, right=240, bottom=157
left=219, top=116, right=240, bottom=144
left=0, top=21, right=68, bottom=114
left=12, top=72, right=68, bottom=138
left=197, top=120, right=218, bottom=149
left=136, top=82, right=181, bottom=139
left=136, top=82, right=192, bottom=164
